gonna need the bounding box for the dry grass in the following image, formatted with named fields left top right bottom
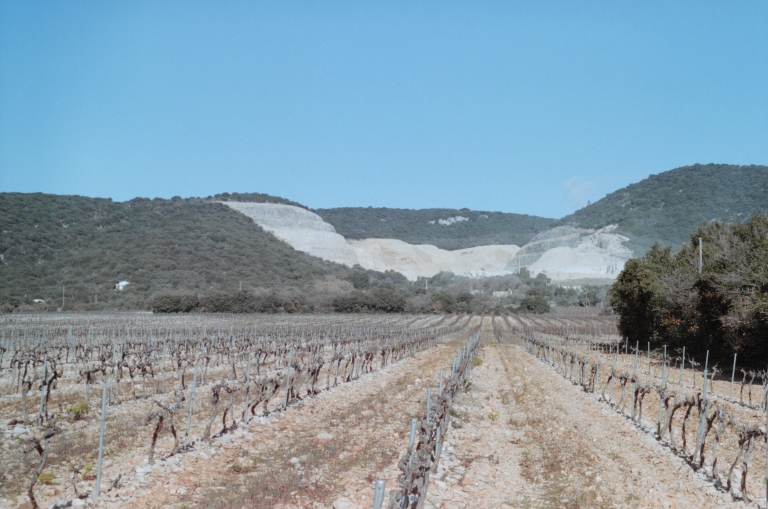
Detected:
left=496, top=344, right=612, bottom=509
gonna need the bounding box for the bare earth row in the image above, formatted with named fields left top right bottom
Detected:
left=22, top=318, right=751, bottom=509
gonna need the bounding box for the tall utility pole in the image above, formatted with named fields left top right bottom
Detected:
left=239, top=281, right=242, bottom=291
left=62, top=285, right=65, bottom=309
left=698, top=237, right=703, bottom=274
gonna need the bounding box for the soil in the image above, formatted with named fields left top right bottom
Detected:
left=5, top=316, right=759, bottom=509
left=431, top=335, right=746, bottom=508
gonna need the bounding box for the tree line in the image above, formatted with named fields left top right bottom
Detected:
left=610, top=213, right=768, bottom=368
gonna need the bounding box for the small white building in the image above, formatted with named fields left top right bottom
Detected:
left=33, top=299, right=45, bottom=303
left=115, top=281, right=129, bottom=291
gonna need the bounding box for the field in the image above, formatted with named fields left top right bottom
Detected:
left=0, top=313, right=478, bottom=509
left=1, top=311, right=765, bottom=509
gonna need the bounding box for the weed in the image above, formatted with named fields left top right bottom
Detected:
left=67, top=402, right=90, bottom=420
left=83, top=463, right=95, bottom=481
left=473, top=358, right=483, bottom=367
left=449, top=407, right=462, bottom=418
left=487, top=410, right=500, bottom=421
left=37, top=472, right=55, bottom=485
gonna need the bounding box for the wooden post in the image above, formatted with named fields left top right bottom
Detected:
left=93, top=381, right=107, bottom=500
left=730, top=353, right=737, bottom=399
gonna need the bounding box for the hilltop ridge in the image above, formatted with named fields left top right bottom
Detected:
left=315, top=164, right=768, bottom=256
left=0, top=193, right=350, bottom=309
left=559, top=163, right=768, bottom=254
left=2, top=163, right=767, bottom=310
left=314, top=207, right=557, bottom=250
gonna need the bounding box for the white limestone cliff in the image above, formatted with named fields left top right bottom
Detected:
left=347, top=239, right=519, bottom=280
left=221, top=202, right=359, bottom=266
left=506, top=225, right=632, bottom=280
left=223, top=202, right=632, bottom=282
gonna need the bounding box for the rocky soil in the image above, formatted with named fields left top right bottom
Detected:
left=90, top=330, right=469, bottom=509
left=430, top=337, right=751, bottom=509
left=5, top=318, right=761, bottom=509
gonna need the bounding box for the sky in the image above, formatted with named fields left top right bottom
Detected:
left=1, top=2, right=766, bottom=218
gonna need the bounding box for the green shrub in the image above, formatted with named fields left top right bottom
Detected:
left=332, top=287, right=406, bottom=313
left=518, top=295, right=550, bottom=314
left=67, top=402, right=90, bottom=420
left=610, top=214, right=768, bottom=368
left=200, top=291, right=256, bottom=313
left=151, top=294, right=199, bottom=313
left=38, top=472, right=55, bottom=485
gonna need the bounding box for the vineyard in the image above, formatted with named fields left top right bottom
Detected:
left=3, top=310, right=765, bottom=509
left=503, top=313, right=768, bottom=508
left=0, top=313, right=477, bottom=509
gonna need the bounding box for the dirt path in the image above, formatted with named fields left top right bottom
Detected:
left=68, top=319, right=750, bottom=509
left=430, top=335, right=744, bottom=509
left=112, top=330, right=470, bottom=509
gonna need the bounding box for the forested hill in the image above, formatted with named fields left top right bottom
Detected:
left=0, top=193, right=348, bottom=310
left=209, top=191, right=308, bottom=209
left=314, top=207, right=557, bottom=250
left=559, top=164, right=768, bottom=255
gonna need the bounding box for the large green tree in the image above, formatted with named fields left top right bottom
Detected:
left=610, top=214, right=768, bottom=367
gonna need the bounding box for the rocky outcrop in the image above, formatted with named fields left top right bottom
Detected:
left=347, top=239, right=519, bottom=280
left=221, top=202, right=359, bottom=266
left=224, top=202, right=631, bottom=282
left=505, top=226, right=585, bottom=269
left=506, top=225, right=632, bottom=280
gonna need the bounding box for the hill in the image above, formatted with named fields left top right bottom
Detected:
left=314, top=207, right=557, bottom=250
left=0, top=193, right=349, bottom=310
left=209, top=191, right=309, bottom=210
left=560, top=164, right=768, bottom=255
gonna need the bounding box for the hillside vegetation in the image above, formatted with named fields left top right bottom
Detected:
left=610, top=214, right=768, bottom=367
left=210, top=191, right=309, bottom=210
left=560, top=164, right=768, bottom=255
left=317, top=165, right=768, bottom=255
left=0, top=193, right=348, bottom=310
left=1, top=192, right=591, bottom=314
left=314, top=207, right=557, bottom=250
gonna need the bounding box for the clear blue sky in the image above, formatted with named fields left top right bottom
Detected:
left=1, top=1, right=766, bottom=218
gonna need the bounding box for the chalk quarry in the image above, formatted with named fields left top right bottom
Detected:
left=223, top=202, right=633, bottom=281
